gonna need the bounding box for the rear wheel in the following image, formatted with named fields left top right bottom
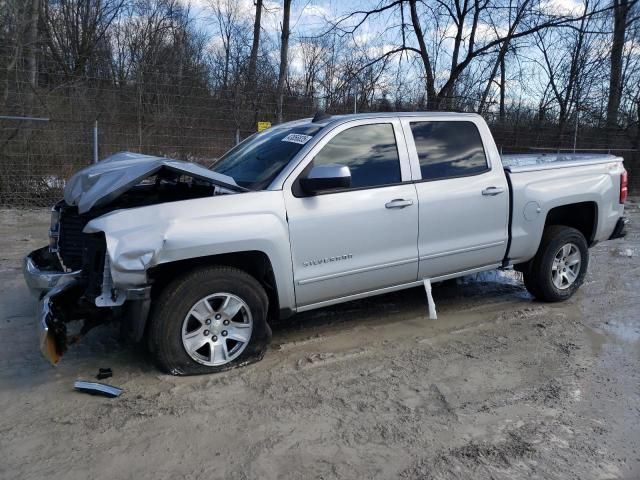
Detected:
left=523, top=226, right=588, bottom=302
left=148, top=266, right=271, bottom=375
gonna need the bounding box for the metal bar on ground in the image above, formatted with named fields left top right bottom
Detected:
left=0, top=115, right=49, bottom=122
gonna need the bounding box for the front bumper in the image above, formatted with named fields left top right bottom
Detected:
left=24, top=247, right=82, bottom=364
left=38, top=281, right=79, bottom=365
left=23, top=247, right=81, bottom=297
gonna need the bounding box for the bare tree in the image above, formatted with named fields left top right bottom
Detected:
left=1, top=1, right=30, bottom=105
left=247, top=0, right=263, bottom=89
left=276, top=0, right=291, bottom=123
left=40, top=0, right=125, bottom=79
left=210, top=0, right=243, bottom=90
left=477, top=0, right=529, bottom=116
left=533, top=0, right=603, bottom=139
left=607, top=0, right=637, bottom=128
left=408, top=0, right=436, bottom=107
left=298, top=37, right=325, bottom=98
left=25, top=0, right=40, bottom=107
left=329, top=0, right=605, bottom=110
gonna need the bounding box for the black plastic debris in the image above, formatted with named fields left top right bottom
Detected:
left=73, top=380, right=122, bottom=398
left=96, top=368, right=113, bottom=380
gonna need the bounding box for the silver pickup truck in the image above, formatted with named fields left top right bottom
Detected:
left=24, top=112, right=629, bottom=375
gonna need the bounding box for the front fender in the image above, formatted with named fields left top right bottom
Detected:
left=84, top=191, right=296, bottom=312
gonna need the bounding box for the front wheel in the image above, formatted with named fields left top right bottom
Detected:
left=147, top=266, right=271, bottom=375
left=523, top=225, right=589, bottom=302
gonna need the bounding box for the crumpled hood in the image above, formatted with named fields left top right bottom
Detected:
left=64, top=152, right=240, bottom=213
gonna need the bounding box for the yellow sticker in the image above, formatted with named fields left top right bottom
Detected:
left=257, top=121, right=271, bottom=132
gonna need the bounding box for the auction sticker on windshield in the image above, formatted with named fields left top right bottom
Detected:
left=282, top=134, right=313, bottom=145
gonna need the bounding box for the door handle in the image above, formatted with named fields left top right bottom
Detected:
left=385, top=199, right=414, bottom=209
left=482, top=186, right=505, bottom=196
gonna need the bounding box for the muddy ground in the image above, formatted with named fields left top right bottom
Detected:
left=0, top=203, right=639, bottom=480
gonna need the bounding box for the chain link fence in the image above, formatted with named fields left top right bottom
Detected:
left=1, top=74, right=638, bottom=207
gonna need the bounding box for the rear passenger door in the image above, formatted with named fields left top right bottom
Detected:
left=283, top=119, right=419, bottom=308
left=401, top=117, right=509, bottom=279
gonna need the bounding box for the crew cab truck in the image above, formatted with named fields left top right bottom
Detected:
left=24, top=112, right=629, bottom=375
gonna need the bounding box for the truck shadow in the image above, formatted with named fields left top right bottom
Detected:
left=0, top=269, right=531, bottom=386
left=271, top=269, right=530, bottom=336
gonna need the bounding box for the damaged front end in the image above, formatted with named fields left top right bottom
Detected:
left=25, top=245, right=118, bottom=365
left=24, top=152, right=241, bottom=365
left=25, top=236, right=148, bottom=365
left=25, top=195, right=149, bottom=365
left=26, top=247, right=80, bottom=364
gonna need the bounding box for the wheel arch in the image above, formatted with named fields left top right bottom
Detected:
left=544, top=201, right=598, bottom=246
left=148, top=250, right=286, bottom=322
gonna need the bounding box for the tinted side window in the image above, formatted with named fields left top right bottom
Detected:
left=313, top=124, right=401, bottom=189
left=410, top=121, right=488, bottom=180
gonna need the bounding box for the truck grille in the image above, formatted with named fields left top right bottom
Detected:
left=58, top=207, right=86, bottom=270
left=56, top=205, right=106, bottom=278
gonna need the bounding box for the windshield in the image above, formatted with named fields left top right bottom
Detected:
left=210, top=124, right=323, bottom=190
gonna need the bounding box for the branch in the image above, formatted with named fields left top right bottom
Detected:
left=318, top=0, right=404, bottom=37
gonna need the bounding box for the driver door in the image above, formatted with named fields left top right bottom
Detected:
left=283, top=119, right=419, bottom=309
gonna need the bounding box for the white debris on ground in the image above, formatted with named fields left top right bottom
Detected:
left=618, top=247, right=635, bottom=257
left=423, top=278, right=437, bottom=319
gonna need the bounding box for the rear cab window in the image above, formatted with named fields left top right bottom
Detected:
left=409, top=121, right=489, bottom=181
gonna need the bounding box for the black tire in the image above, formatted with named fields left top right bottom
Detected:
left=523, top=225, right=589, bottom=302
left=147, top=266, right=271, bottom=375
left=523, top=270, right=543, bottom=300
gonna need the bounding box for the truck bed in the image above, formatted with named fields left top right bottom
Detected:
left=502, top=152, right=625, bottom=266
left=502, top=153, right=620, bottom=172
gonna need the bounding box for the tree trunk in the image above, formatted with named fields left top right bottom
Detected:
left=635, top=98, right=640, bottom=149
left=248, top=0, right=263, bottom=125
left=606, top=0, right=629, bottom=130
left=478, top=45, right=508, bottom=114
left=557, top=105, right=568, bottom=144
left=248, top=0, right=262, bottom=88
left=634, top=97, right=640, bottom=149
left=450, top=0, right=468, bottom=75
left=408, top=0, right=436, bottom=108
left=499, top=54, right=506, bottom=122
left=276, top=0, right=291, bottom=123
left=477, top=0, right=528, bottom=114
left=223, top=40, right=230, bottom=90
left=25, top=0, right=40, bottom=110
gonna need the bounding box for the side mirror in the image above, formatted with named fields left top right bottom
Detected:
left=299, top=164, right=351, bottom=195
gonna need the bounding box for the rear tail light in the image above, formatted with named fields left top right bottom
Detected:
left=620, top=170, right=628, bottom=204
